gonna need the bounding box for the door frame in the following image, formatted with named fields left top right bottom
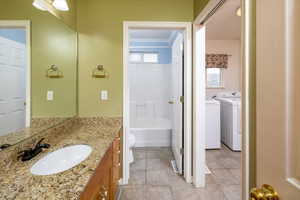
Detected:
left=122, top=21, right=193, bottom=184
left=193, top=0, right=254, bottom=199
left=0, top=20, right=31, bottom=127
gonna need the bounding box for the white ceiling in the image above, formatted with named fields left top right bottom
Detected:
left=129, top=29, right=178, bottom=42
left=206, top=0, right=241, bottom=40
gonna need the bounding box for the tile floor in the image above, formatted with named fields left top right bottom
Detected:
left=120, top=145, right=241, bottom=200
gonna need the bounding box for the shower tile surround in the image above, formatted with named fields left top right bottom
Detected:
left=0, top=117, right=122, bottom=200
left=129, top=63, right=172, bottom=121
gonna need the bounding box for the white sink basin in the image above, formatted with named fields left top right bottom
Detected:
left=30, top=145, right=92, bottom=176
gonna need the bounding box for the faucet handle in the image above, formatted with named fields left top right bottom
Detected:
left=17, top=149, right=31, bottom=160
left=35, top=138, right=50, bottom=149
left=35, top=138, right=45, bottom=148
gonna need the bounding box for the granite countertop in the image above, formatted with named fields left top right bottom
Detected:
left=0, top=122, right=121, bottom=200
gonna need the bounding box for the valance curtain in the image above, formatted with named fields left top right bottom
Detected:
left=206, top=54, right=228, bottom=68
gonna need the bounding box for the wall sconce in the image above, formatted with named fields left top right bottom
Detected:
left=52, top=0, right=69, bottom=11
left=236, top=7, right=241, bottom=17
left=92, top=65, right=108, bottom=78
left=32, top=0, right=48, bottom=11
left=33, top=0, right=69, bottom=12
left=46, top=64, right=64, bottom=78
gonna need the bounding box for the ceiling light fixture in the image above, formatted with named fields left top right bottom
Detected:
left=32, top=0, right=48, bottom=11
left=52, top=0, right=69, bottom=11
left=236, top=7, right=241, bottom=17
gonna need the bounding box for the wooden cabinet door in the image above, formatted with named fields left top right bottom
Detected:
left=81, top=128, right=123, bottom=200
left=92, top=170, right=110, bottom=200
left=81, top=147, right=113, bottom=200
left=111, top=131, right=122, bottom=200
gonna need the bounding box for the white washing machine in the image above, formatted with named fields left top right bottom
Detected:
left=205, top=99, right=221, bottom=149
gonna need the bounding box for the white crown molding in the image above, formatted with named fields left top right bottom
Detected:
left=129, top=46, right=170, bottom=49
left=130, top=38, right=169, bottom=43
left=130, top=30, right=180, bottom=47
left=167, top=31, right=179, bottom=44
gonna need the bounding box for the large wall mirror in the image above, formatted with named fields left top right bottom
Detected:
left=0, top=0, right=77, bottom=150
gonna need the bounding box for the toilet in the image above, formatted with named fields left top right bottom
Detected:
left=128, top=133, right=136, bottom=164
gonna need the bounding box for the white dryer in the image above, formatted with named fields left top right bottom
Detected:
left=217, top=97, right=242, bottom=151
left=205, top=99, right=221, bottom=149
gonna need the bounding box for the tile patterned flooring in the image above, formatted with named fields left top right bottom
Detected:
left=120, top=145, right=241, bottom=200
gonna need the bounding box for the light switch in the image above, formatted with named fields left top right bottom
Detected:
left=47, top=91, right=54, bottom=101
left=101, top=90, right=108, bottom=100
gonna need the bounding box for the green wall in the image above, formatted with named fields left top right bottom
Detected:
left=77, top=0, right=194, bottom=117
left=194, top=0, right=210, bottom=18
left=0, top=0, right=77, bottom=117
left=55, top=0, right=77, bottom=30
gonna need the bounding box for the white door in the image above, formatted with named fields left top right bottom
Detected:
left=0, top=35, right=26, bottom=137
left=171, top=33, right=184, bottom=174
left=254, top=0, right=300, bottom=199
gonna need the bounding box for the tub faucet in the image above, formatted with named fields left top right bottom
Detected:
left=18, top=138, right=50, bottom=162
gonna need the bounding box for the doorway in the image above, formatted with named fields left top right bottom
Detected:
left=193, top=0, right=244, bottom=199
left=122, top=22, right=192, bottom=185
left=0, top=20, right=31, bottom=137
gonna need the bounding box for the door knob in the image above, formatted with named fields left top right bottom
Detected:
left=168, top=101, right=174, bottom=104
left=250, top=184, right=279, bottom=200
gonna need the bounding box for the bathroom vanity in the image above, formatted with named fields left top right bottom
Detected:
left=81, top=128, right=122, bottom=200
left=0, top=118, right=123, bottom=200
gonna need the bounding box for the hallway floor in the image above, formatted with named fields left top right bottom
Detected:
left=120, top=146, right=241, bottom=200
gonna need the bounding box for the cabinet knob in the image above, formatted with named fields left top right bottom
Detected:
left=99, top=186, right=108, bottom=200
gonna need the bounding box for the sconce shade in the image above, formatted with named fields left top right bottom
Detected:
left=52, top=0, right=69, bottom=11
left=33, top=0, right=47, bottom=11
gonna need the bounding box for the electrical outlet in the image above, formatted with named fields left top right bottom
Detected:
left=101, top=90, right=108, bottom=100
left=47, top=91, right=54, bottom=101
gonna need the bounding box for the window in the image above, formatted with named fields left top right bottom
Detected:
left=129, top=52, right=159, bottom=63
left=129, top=53, right=142, bottom=63
left=143, top=53, right=158, bottom=63
left=206, top=68, right=223, bottom=88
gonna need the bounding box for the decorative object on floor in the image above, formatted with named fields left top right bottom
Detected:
left=46, top=64, right=63, bottom=78
left=92, top=64, right=108, bottom=78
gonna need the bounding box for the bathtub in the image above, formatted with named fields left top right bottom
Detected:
left=130, top=118, right=171, bottom=147
left=216, top=97, right=242, bottom=151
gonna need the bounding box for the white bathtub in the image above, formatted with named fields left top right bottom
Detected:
left=130, top=118, right=171, bottom=147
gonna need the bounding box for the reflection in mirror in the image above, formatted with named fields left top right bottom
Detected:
left=0, top=0, right=77, bottom=150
